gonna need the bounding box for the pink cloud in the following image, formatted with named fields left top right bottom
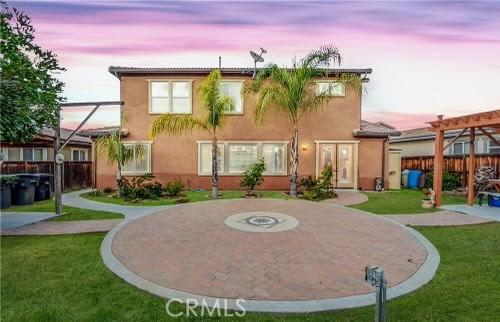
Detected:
left=363, top=111, right=437, bottom=130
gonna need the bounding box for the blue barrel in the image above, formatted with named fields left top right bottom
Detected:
left=407, top=170, right=422, bottom=189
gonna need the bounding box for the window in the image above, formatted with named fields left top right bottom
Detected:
left=228, top=143, right=258, bottom=173
left=0, top=148, right=7, bottom=161
left=488, top=140, right=500, bottom=154
left=219, top=81, right=243, bottom=113
left=122, top=142, right=151, bottom=175
left=0, top=147, right=46, bottom=161
left=172, top=81, right=191, bottom=113
left=198, top=141, right=287, bottom=175
left=199, top=143, right=224, bottom=175
left=262, top=143, right=286, bottom=174
left=150, top=81, right=169, bottom=113
left=21, top=148, right=46, bottom=161
left=316, top=81, right=345, bottom=97
left=149, top=81, right=192, bottom=114
left=71, top=149, right=88, bottom=161
left=452, top=142, right=464, bottom=155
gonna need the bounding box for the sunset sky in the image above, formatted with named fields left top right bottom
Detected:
left=12, top=0, right=500, bottom=130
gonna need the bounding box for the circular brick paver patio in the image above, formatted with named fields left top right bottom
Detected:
left=110, top=199, right=430, bottom=306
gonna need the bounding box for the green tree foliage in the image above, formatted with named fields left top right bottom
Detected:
left=150, top=69, right=233, bottom=199
left=0, top=1, right=65, bottom=143
left=95, top=130, right=142, bottom=197
left=300, top=165, right=336, bottom=201
left=251, top=45, right=361, bottom=196
left=240, top=158, right=266, bottom=195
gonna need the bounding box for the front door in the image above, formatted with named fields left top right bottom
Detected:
left=318, top=143, right=356, bottom=188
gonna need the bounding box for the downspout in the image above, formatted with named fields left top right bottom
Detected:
left=381, top=137, right=388, bottom=189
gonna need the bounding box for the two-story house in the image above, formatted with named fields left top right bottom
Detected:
left=94, top=67, right=398, bottom=191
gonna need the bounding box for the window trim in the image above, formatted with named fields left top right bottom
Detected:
left=219, top=80, right=245, bottom=115
left=19, top=147, right=48, bottom=161
left=148, top=79, right=193, bottom=115
left=197, top=142, right=225, bottom=175
left=315, top=80, right=346, bottom=97
left=451, top=142, right=465, bottom=155
left=121, top=141, right=152, bottom=176
left=487, top=139, right=500, bottom=154
left=197, top=140, right=288, bottom=176
left=70, top=148, right=89, bottom=161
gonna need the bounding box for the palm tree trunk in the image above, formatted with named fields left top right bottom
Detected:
left=211, top=139, right=218, bottom=199
left=290, top=127, right=299, bottom=196
left=117, top=163, right=123, bottom=198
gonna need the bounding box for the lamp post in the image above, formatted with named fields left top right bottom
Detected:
left=54, top=101, right=123, bottom=215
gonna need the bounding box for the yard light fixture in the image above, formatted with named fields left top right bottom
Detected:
left=250, top=47, right=267, bottom=78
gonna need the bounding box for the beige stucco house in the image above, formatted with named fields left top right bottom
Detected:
left=390, top=127, right=500, bottom=157
left=0, top=128, right=92, bottom=162
left=94, top=66, right=399, bottom=191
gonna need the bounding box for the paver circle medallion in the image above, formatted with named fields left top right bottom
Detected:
left=105, top=199, right=439, bottom=312
left=224, top=211, right=299, bottom=232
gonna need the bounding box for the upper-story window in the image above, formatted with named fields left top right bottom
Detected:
left=219, top=81, right=243, bottom=114
left=149, top=81, right=192, bottom=114
left=316, top=81, right=345, bottom=97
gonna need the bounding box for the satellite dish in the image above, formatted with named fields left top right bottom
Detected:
left=55, top=153, right=64, bottom=164
left=250, top=47, right=267, bottom=78
left=250, top=51, right=264, bottom=63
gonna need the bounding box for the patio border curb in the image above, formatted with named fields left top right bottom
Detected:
left=100, top=200, right=440, bottom=313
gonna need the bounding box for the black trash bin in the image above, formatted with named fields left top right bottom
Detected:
left=37, top=173, right=53, bottom=201
left=12, top=175, right=36, bottom=205
left=16, top=173, right=53, bottom=201
left=1, top=175, right=19, bottom=209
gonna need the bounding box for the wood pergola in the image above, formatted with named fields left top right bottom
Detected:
left=428, top=109, right=500, bottom=206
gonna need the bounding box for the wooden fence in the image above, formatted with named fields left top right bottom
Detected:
left=401, top=154, right=500, bottom=186
left=1, top=161, right=93, bottom=191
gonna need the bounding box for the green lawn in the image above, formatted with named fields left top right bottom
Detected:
left=7, top=199, right=124, bottom=221
left=1, top=223, right=499, bottom=321
left=81, top=190, right=289, bottom=206
left=350, top=189, right=469, bottom=214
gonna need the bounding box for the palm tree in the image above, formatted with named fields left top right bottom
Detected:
left=95, top=130, right=135, bottom=197
left=252, top=45, right=361, bottom=196
left=150, top=69, right=233, bottom=199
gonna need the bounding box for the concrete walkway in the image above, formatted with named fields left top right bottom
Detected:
left=440, top=204, right=500, bottom=222
left=62, top=190, right=171, bottom=221
left=384, top=210, right=493, bottom=226
left=323, top=190, right=368, bottom=206
left=0, top=212, right=57, bottom=230
left=1, top=189, right=169, bottom=234
left=1, top=219, right=122, bottom=236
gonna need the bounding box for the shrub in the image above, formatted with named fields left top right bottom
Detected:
left=240, top=158, right=266, bottom=196
left=121, top=174, right=163, bottom=201
left=0, top=175, right=18, bottom=186
left=301, top=165, right=336, bottom=201
left=425, top=171, right=461, bottom=191
left=103, top=187, right=113, bottom=194
left=163, top=180, right=185, bottom=197
left=175, top=197, right=190, bottom=204
left=298, top=176, right=316, bottom=193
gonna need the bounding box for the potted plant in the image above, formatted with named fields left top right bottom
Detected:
left=0, top=175, right=18, bottom=209
left=240, top=158, right=266, bottom=197
left=422, top=188, right=435, bottom=209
